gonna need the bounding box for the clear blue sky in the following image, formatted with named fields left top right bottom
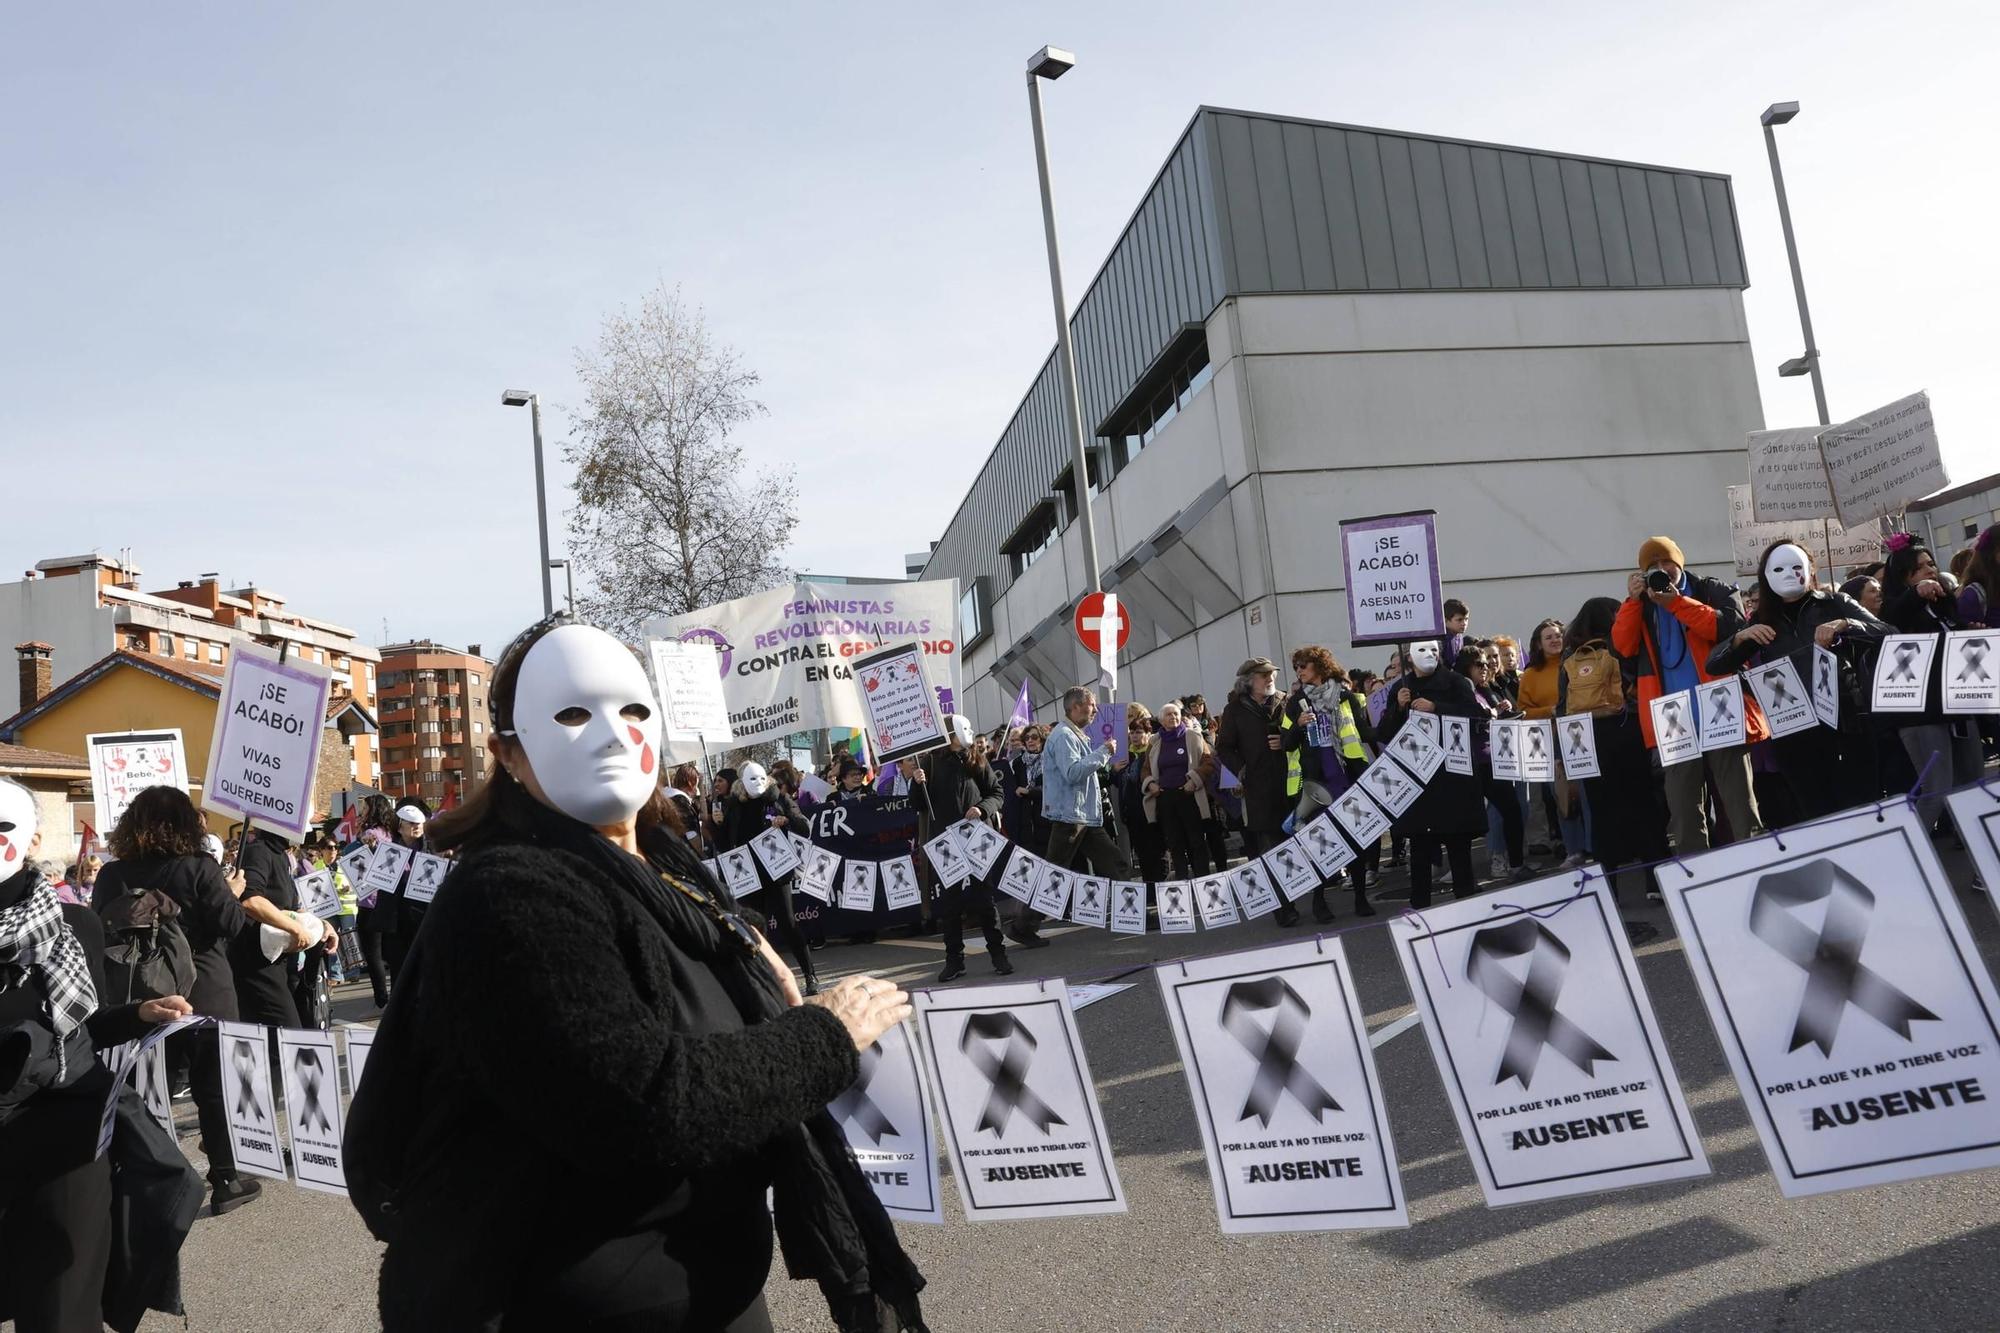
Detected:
left=3, top=1, right=1992, bottom=654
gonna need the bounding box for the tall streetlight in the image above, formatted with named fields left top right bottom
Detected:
left=1026, top=45, right=1102, bottom=594
left=1760, top=102, right=1830, bottom=430
left=548, top=558, right=575, bottom=615
left=500, top=389, right=555, bottom=615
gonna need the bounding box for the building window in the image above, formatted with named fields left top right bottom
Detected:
left=1968, top=521, right=1982, bottom=542
left=1105, top=336, right=1213, bottom=472
left=159, top=633, right=175, bottom=658
left=472, top=721, right=483, bottom=735
left=1052, top=454, right=1106, bottom=527
left=209, top=642, right=224, bottom=663
left=469, top=672, right=481, bottom=686
left=959, top=576, right=992, bottom=651
left=473, top=746, right=484, bottom=758
left=1002, top=500, right=1061, bottom=578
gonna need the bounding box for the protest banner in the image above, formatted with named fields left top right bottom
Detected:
left=916, top=981, right=1127, bottom=1221
left=1110, top=880, right=1149, bottom=934
left=1394, top=875, right=1709, bottom=1206
left=1698, top=676, right=1748, bottom=752
left=643, top=579, right=962, bottom=751
left=1726, top=484, right=1876, bottom=579
left=851, top=641, right=949, bottom=764
left=1649, top=691, right=1700, bottom=767
left=1817, top=391, right=1948, bottom=526
left=403, top=853, right=449, bottom=905
left=1157, top=938, right=1407, bottom=1233
left=1810, top=646, right=1843, bottom=729
left=1263, top=838, right=1322, bottom=902
left=1872, top=634, right=1939, bottom=714
left=1297, top=816, right=1357, bottom=880
left=922, top=825, right=972, bottom=887
left=1228, top=859, right=1283, bottom=919
left=1943, top=630, right=2000, bottom=715
left=647, top=638, right=735, bottom=752
left=86, top=729, right=188, bottom=841
left=295, top=868, right=340, bottom=920
left=1359, top=755, right=1421, bottom=818
left=1070, top=876, right=1110, bottom=929
left=201, top=642, right=332, bottom=840
left=1384, top=723, right=1444, bottom=783
left=1558, top=716, right=1600, bottom=781
left=1661, top=804, right=2000, bottom=1197
left=1747, top=426, right=1838, bottom=523
left=1194, top=873, right=1241, bottom=929
left=1440, top=715, right=1474, bottom=776
left=1157, top=881, right=1196, bottom=934
left=277, top=1028, right=347, bottom=1195
left=1340, top=510, right=1445, bottom=647
left=1518, top=719, right=1555, bottom=783
left=750, top=824, right=803, bottom=879
left=830, top=1024, right=944, bottom=1224
left=1491, top=719, right=1522, bottom=781
left=1331, top=786, right=1391, bottom=849
left=1946, top=790, right=2000, bottom=919
left=800, top=786, right=924, bottom=932
left=218, top=1020, right=287, bottom=1181
left=1745, top=658, right=1816, bottom=737
left=360, top=843, right=413, bottom=898
left=344, top=1026, right=376, bottom=1094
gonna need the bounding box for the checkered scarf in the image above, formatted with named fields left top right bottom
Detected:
left=0, top=872, right=98, bottom=1080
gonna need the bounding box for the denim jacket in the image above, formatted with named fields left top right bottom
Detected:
left=1040, top=720, right=1115, bottom=827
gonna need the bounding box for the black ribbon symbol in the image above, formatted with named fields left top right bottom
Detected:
left=830, top=1041, right=899, bottom=1143
left=1466, top=919, right=1615, bottom=1087
left=294, top=1048, right=333, bottom=1134
left=231, top=1039, right=265, bottom=1123
left=1814, top=657, right=1833, bottom=696
left=1220, top=978, right=1340, bottom=1126
left=1340, top=796, right=1370, bottom=825
left=1710, top=686, right=1736, bottom=722
left=1959, top=639, right=1990, bottom=684
left=1888, top=641, right=1922, bottom=683
left=1527, top=727, right=1547, bottom=759
left=1565, top=722, right=1588, bottom=756
left=1765, top=669, right=1795, bottom=710
left=961, top=1012, right=1065, bottom=1136
left=1119, top=885, right=1140, bottom=916
left=1078, top=881, right=1102, bottom=911
left=1749, top=860, right=1940, bottom=1056
left=1497, top=729, right=1514, bottom=759
left=1200, top=880, right=1229, bottom=913
left=1162, top=885, right=1187, bottom=917
left=1660, top=701, right=1688, bottom=739
left=1372, top=770, right=1405, bottom=801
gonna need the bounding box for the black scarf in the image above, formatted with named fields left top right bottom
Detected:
left=514, top=803, right=930, bottom=1333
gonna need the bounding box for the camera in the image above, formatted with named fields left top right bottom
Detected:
left=1646, top=569, right=1673, bottom=594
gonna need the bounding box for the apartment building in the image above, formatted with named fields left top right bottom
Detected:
left=376, top=640, right=493, bottom=808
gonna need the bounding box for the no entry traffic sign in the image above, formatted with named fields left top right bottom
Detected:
left=1074, top=592, right=1130, bottom=655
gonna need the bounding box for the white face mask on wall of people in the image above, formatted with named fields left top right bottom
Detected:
left=1407, top=641, right=1441, bottom=675
left=0, top=778, right=40, bottom=870
left=506, top=625, right=663, bottom=827
left=1765, top=543, right=1812, bottom=601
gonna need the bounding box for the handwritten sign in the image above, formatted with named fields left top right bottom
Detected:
left=1726, top=485, right=1877, bottom=579
left=87, top=729, right=189, bottom=842
left=1817, top=391, right=1948, bottom=526
left=647, top=638, right=735, bottom=746
left=1340, top=510, right=1444, bottom=647
left=849, top=641, right=948, bottom=765
left=200, top=642, right=331, bottom=840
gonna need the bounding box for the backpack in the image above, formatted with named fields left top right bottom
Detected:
left=1563, top=643, right=1626, bottom=718
left=98, top=882, right=197, bottom=1004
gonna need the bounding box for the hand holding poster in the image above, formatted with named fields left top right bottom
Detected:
left=1943, top=630, right=1999, bottom=715
left=1661, top=804, right=2000, bottom=1197
left=1340, top=510, right=1444, bottom=646
left=828, top=1024, right=944, bottom=1224
left=201, top=642, right=332, bottom=839
left=915, top=981, right=1127, bottom=1221
left=1392, top=875, right=1709, bottom=1206
left=1156, top=938, right=1407, bottom=1233
left=86, top=729, right=189, bottom=842
left=850, top=641, right=948, bottom=764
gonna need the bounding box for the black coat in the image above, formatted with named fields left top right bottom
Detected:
left=718, top=789, right=808, bottom=853
left=347, top=836, right=863, bottom=1329
left=1216, top=691, right=1292, bottom=833
left=1882, top=582, right=1963, bottom=725
left=918, top=748, right=1002, bottom=834
left=1378, top=669, right=1487, bottom=837
left=92, top=853, right=245, bottom=1021
left=1705, top=589, right=1889, bottom=725
left=228, top=830, right=298, bottom=1028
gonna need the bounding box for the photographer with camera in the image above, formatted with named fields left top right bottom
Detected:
left=1612, top=535, right=1765, bottom=859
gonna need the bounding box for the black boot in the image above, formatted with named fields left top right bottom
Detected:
left=801, top=965, right=820, bottom=997
left=1353, top=868, right=1376, bottom=917
left=1274, top=902, right=1301, bottom=927
left=1310, top=885, right=1335, bottom=925
left=937, top=955, right=966, bottom=983
left=988, top=943, right=1015, bottom=976
left=209, top=1174, right=262, bottom=1216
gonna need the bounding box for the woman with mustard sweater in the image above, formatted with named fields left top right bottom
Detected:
left=1519, top=619, right=1589, bottom=867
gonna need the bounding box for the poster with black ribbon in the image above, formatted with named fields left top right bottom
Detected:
left=1392, top=875, right=1709, bottom=1206
left=1662, top=804, right=2000, bottom=1197
left=915, top=981, right=1127, bottom=1221
left=344, top=1025, right=376, bottom=1094
left=218, top=1020, right=287, bottom=1182
left=827, top=1023, right=943, bottom=1224
left=1156, top=938, right=1407, bottom=1233
left=277, top=1028, right=347, bottom=1195
left=1946, top=788, right=2000, bottom=923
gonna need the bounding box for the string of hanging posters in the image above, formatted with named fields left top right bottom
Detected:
left=102, top=779, right=2000, bottom=1233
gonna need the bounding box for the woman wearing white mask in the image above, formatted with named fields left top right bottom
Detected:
left=717, top=762, right=817, bottom=995
left=345, top=617, right=926, bottom=1333
left=1707, top=539, right=1889, bottom=821
left=1377, top=640, right=1486, bottom=907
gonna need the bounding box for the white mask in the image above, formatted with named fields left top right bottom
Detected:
left=1764, top=543, right=1811, bottom=601
left=1408, top=641, right=1441, bottom=675
left=507, top=625, right=663, bottom=827
left=738, top=762, right=772, bottom=799
left=947, top=714, right=975, bottom=748
left=0, top=781, right=37, bottom=872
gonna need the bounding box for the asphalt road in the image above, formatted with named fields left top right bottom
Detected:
left=131, top=840, right=2000, bottom=1333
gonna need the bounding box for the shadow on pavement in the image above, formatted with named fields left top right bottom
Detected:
left=1465, top=1216, right=1765, bottom=1314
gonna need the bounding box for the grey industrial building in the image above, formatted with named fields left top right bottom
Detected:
left=921, top=106, right=1767, bottom=724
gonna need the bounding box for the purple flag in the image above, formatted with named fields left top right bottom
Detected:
left=1008, top=678, right=1033, bottom=729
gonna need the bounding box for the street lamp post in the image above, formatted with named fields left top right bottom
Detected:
left=501, top=389, right=555, bottom=615
left=1026, top=45, right=1102, bottom=595
left=548, top=558, right=575, bottom=615
left=1760, top=102, right=1830, bottom=430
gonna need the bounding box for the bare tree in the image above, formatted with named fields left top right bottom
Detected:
left=563, top=284, right=796, bottom=639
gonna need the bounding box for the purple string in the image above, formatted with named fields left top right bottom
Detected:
left=906, top=759, right=1990, bottom=998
